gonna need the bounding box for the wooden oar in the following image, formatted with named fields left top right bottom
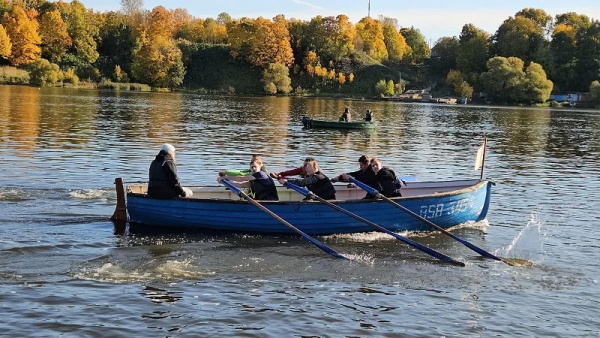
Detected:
left=282, top=181, right=465, bottom=267
left=220, top=180, right=347, bottom=260
left=348, top=177, right=513, bottom=266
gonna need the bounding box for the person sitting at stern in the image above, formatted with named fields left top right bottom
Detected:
left=148, top=144, right=191, bottom=199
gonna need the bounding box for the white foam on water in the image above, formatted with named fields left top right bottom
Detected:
left=75, top=260, right=215, bottom=284
left=0, top=188, right=30, bottom=201
left=496, top=212, right=545, bottom=263
left=69, top=189, right=109, bottom=199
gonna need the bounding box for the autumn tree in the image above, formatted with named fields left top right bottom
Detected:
left=27, top=58, right=61, bottom=86
left=203, top=18, right=227, bottom=44
left=446, top=69, right=473, bottom=99
left=298, top=15, right=355, bottom=61
left=39, top=9, right=71, bottom=63
left=216, top=12, right=231, bottom=25
left=145, top=5, right=173, bottom=40
left=0, top=23, right=11, bottom=58
left=177, top=18, right=203, bottom=42
left=131, top=33, right=185, bottom=88
left=399, top=27, right=429, bottom=63
left=375, top=79, right=394, bottom=96
left=170, top=8, right=191, bottom=37
left=227, top=16, right=293, bottom=68
left=381, top=20, right=408, bottom=62
left=262, top=62, right=291, bottom=94
left=120, top=0, right=143, bottom=33
left=1, top=4, right=41, bottom=65
left=356, top=17, right=387, bottom=61
left=56, top=0, right=100, bottom=67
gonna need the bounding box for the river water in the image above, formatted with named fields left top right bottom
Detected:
left=1, top=84, right=599, bottom=336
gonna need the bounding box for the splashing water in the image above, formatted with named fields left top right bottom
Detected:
left=496, top=213, right=544, bottom=264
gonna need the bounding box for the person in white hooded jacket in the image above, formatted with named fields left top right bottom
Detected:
left=147, top=144, right=190, bottom=199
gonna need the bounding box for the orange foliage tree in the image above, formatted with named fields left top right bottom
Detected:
left=1, top=5, right=41, bottom=65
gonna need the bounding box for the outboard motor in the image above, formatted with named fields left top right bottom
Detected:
left=302, top=116, right=313, bottom=128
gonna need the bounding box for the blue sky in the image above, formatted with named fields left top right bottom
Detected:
left=74, top=0, right=600, bottom=43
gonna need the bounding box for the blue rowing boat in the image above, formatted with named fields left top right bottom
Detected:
left=123, top=179, right=492, bottom=235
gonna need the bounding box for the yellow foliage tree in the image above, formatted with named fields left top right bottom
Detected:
left=303, top=50, right=320, bottom=76
left=39, top=9, right=71, bottom=62
left=203, top=18, right=227, bottom=44
left=56, top=0, right=99, bottom=64
left=0, top=24, right=11, bottom=58
left=356, top=17, right=388, bottom=61
left=337, top=72, right=346, bottom=84
left=170, top=8, right=191, bottom=37
left=1, top=5, right=41, bottom=65
left=327, top=69, right=335, bottom=80
left=179, top=18, right=204, bottom=42
left=146, top=6, right=173, bottom=40
left=382, top=23, right=408, bottom=61
left=131, top=34, right=185, bottom=88
left=227, top=16, right=293, bottom=68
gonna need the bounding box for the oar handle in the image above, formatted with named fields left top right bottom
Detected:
left=283, top=181, right=312, bottom=197
left=220, top=179, right=244, bottom=197
left=348, top=178, right=380, bottom=196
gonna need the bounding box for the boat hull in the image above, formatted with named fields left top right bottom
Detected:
left=303, top=118, right=376, bottom=129
left=125, top=180, right=492, bottom=235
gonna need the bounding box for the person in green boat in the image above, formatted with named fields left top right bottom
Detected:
left=217, top=159, right=278, bottom=201
left=364, top=109, right=373, bottom=122
left=339, top=107, right=351, bottom=122
left=218, top=154, right=268, bottom=177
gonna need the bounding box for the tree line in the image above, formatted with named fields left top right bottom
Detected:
left=0, top=1, right=599, bottom=105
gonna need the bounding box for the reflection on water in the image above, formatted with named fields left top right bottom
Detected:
left=1, top=84, right=600, bottom=336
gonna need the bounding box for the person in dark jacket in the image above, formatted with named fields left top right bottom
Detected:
left=217, top=159, right=279, bottom=201
left=339, top=107, right=351, bottom=122
left=278, top=158, right=336, bottom=200
left=147, top=144, right=189, bottom=199
left=331, top=155, right=378, bottom=198
left=370, top=158, right=402, bottom=197
left=364, top=109, right=373, bottom=122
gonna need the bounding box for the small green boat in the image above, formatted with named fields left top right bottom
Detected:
left=302, top=117, right=376, bottom=129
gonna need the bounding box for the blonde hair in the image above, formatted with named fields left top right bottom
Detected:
left=370, top=158, right=382, bottom=166
left=304, top=158, right=321, bottom=172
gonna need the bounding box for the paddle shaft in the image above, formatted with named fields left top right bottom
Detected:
left=283, top=182, right=465, bottom=267
left=220, top=180, right=346, bottom=259
left=348, top=178, right=511, bottom=265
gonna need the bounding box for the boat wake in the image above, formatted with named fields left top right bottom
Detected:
left=74, top=260, right=216, bottom=284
